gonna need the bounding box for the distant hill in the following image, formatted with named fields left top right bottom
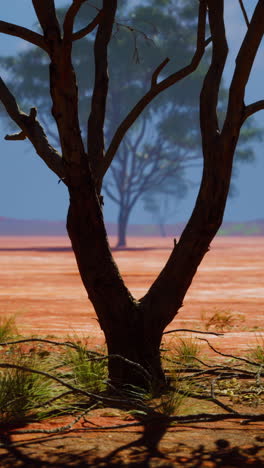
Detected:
left=0, top=217, right=264, bottom=236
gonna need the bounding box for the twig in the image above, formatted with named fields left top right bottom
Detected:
left=175, top=387, right=237, bottom=414
left=0, top=337, right=104, bottom=358
left=238, top=0, right=250, bottom=27
left=198, top=338, right=262, bottom=367
left=0, top=363, right=134, bottom=406
left=31, top=391, right=73, bottom=409
left=163, top=329, right=224, bottom=336
left=0, top=338, right=79, bottom=349
left=10, top=404, right=97, bottom=435
left=68, top=353, right=152, bottom=384
left=151, top=58, right=170, bottom=87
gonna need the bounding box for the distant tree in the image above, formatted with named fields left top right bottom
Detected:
left=1, top=0, right=260, bottom=247
left=1, top=0, right=264, bottom=388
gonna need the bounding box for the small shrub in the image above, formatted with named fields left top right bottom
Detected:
left=247, top=338, right=264, bottom=364
left=0, top=316, right=18, bottom=342
left=158, top=389, right=186, bottom=416
left=202, top=309, right=245, bottom=332
left=174, top=338, right=200, bottom=365
left=0, top=351, right=58, bottom=425
left=64, top=341, right=107, bottom=394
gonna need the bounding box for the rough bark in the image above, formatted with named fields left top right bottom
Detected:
left=66, top=181, right=165, bottom=388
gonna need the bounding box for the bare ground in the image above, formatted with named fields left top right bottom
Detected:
left=0, top=236, right=264, bottom=466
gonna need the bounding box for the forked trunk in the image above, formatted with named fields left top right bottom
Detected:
left=66, top=142, right=235, bottom=391
left=66, top=185, right=166, bottom=389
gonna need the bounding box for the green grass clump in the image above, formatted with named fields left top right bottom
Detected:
left=247, top=339, right=264, bottom=365
left=174, top=338, right=200, bottom=365
left=0, top=316, right=18, bottom=342
left=64, top=341, right=107, bottom=394
left=0, top=351, right=58, bottom=425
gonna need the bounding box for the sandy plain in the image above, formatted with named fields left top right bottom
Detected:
left=0, top=236, right=264, bottom=467
left=0, top=235, right=263, bottom=354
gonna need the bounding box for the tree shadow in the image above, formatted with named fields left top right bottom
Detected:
left=1, top=422, right=263, bottom=467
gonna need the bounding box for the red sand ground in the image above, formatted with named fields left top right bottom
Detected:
left=0, top=236, right=263, bottom=353
left=0, top=236, right=263, bottom=467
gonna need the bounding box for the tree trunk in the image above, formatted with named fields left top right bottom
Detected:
left=158, top=221, right=167, bottom=237
left=116, top=205, right=130, bottom=248
left=66, top=184, right=165, bottom=390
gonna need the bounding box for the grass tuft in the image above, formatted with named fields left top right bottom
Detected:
left=0, top=351, right=58, bottom=425
left=174, top=338, right=200, bottom=365
left=63, top=339, right=107, bottom=394
left=0, top=316, right=18, bottom=342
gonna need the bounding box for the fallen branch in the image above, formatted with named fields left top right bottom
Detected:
left=163, top=329, right=224, bottom=336
left=198, top=338, right=262, bottom=368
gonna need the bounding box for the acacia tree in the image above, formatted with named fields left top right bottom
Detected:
left=0, top=1, right=208, bottom=248
left=1, top=0, right=264, bottom=389
left=1, top=1, right=260, bottom=248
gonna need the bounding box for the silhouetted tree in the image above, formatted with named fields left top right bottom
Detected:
left=1, top=1, right=259, bottom=247
left=1, top=0, right=264, bottom=388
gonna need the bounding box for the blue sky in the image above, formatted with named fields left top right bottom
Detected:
left=0, top=1, right=263, bottom=224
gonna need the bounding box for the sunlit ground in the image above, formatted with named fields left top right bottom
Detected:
left=0, top=236, right=263, bottom=354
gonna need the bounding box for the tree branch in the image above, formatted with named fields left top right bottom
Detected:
left=0, top=21, right=49, bottom=52
left=87, top=0, right=117, bottom=183
left=100, top=0, right=208, bottom=179
left=151, top=57, right=170, bottom=87
left=32, top=0, right=61, bottom=47
left=223, top=0, right=264, bottom=137
left=0, top=77, right=65, bottom=180
left=163, top=328, right=223, bottom=336
left=242, top=100, right=264, bottom=124
left=63, top=0, right=86, bottom=44
left=72, top=10, right=104, bottom=41
left=238, top=0, right=250, bottom=28
left=200, top=0, right=228, bottom=147
left=198, top=338, right=261, bottom=367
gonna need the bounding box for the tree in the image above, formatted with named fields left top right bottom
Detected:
left=1, top=1, right=259, bottom=248
left=1, top=0, right=264, bottom=389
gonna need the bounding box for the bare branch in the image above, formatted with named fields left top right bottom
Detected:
left=63, top=0, right=86, bottom=44
left=151, top=57, right=170, bottom=88
left=101, top=0, right=208, bottom=179
left=200, top=0, right=228, bottom=145
left=223, top=0, right=264, bottom=137
left=238, top=0, right=250, bottom=28
left=0, top=21, right=49, bottom=52
left=87, top=0, right=117, bottom=181
left=0, top=337, right=79, bottom=350
left=5, top=130, right=26, bottom=141
left=242, top=100, right=264, bottom=123
left=32, top=0, right=61, bottom=47
left=198, top=338, right=261, bottom=367
left=163, top=328, right=224, bottom=336
left=0, top=77, right=65, bottom=180
left=73, top=10, right=104, bottom=41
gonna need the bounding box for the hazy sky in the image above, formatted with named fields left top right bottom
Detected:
left=0, top=1, right=263, bottom=224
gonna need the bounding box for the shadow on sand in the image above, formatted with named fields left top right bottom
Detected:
left=0, top=416, right=263, bottom=467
